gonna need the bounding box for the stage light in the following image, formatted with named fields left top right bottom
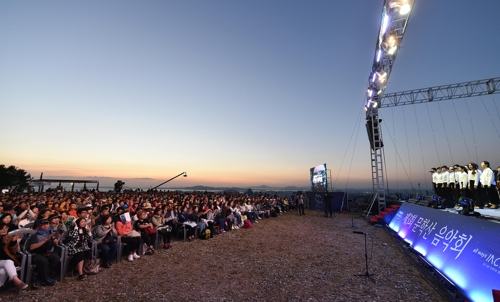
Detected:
left=383, top=34, right=398, bottom=56
left=400, top=3, right=411, bottom=15
left=387, top=45, right=397, bottom=55
left=364, top=106, right=369, bottom=111
left=371, top=72, right=377, bottom=83
left=378, top=72, right=387, bottom=83
left=373, top=102, right=378, bottom=108
left=367, top=89, right=373, bottom=97
left=377, top=89, right=383, bottom=95
left=376, top=49, right=382, bottom=62
left=389, top=0, right=412, bottom=15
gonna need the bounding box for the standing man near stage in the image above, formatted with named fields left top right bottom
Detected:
left=324, top=190, right=333, bottom=218
left=481, top=161, right=499, bottom=209
left=298, top=194, right=305, bottom=216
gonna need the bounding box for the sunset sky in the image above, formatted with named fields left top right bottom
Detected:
left=1, top=1, right=499, bottom=191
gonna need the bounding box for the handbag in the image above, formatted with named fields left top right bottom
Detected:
left=83, top=258, right=100, bottom=275
left=157, top=225, right=172, bottom=232
left=124, top=230, right=141, bottom=237
left=144, top=226, right=157, bottom=236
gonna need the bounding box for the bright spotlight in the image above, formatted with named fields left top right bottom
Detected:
left=388, top=46, right=397, bottom=55
left=378, top=72, right=387, bottom=83
left=373, top=102, right=378, bottom=108
left=400, top=3, right=411, bottom=15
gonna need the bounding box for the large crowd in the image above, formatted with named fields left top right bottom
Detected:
left=0, top=189, right=303, bottom=292
left=430, top=161, right=500, bottom=209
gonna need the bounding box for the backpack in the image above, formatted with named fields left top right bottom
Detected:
left=243, top=219, right=252, bottom=229
left=200, top=228, right=210, bottom=240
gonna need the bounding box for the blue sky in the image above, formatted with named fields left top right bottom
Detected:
left=1, top=1, right=499, bottom=190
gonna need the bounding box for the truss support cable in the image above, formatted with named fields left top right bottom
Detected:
left=344, top=115, right=362, bottom=191
left=493, top=96, right=500, bottom=122
left=426, top=103, right=442, bottom=165
left=437, top=102, right=455, bottom=164
left=402, top=106, right=413, bottom=181
left=452, top=99, right=472, bottom=161
left=382, top=121, right=414, bottom=190
left=333, top=98, right=364, bottom=189
left=464, top=99, right=479, bottom=163
left=413, top=105, right=428, bottom=192
left=480, top=96, right=500, bottom=140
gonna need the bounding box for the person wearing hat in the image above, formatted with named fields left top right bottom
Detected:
left=142, top=200, right=152, bottom=209
left=94, top=205, right=111, bottom=226
left=48, top=212, right=67, bottom=239
left=26, top=219, right=60, bottom=287
left=112, top=207, right=124, bottom=224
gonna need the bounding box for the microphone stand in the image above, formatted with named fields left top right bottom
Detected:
left=353, top=231, right=374, bottom=281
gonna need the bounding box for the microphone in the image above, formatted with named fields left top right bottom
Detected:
left=353, top=231, right=367, bottom=235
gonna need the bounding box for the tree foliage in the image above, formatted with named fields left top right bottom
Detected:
left=0, top=165, right=32, bottom=190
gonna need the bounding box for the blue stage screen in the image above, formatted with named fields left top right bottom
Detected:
left=388, top=203, right=500, bottom=302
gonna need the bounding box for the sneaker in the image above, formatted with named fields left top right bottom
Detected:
left=128, top=254, right=134, bottom=262
left=133, top=253, right=140, bottom=259
left=164, top=243, right=171, bottom=249
left=41, top=277, right=56, bottom=286
left=103, top=262, right=112, bottom=269
left=16, top=282, right=28, bottom=291
left=77, top=274, right=86, bottom=281
left=33, top=278, right=41, bottom=289
left=221, top=230, right=226, bottom=233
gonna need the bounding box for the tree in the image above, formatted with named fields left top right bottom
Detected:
left=0, top=165, right=32, bottom=191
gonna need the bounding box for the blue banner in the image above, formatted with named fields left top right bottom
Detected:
left=388, top=203, right=500, bottom=302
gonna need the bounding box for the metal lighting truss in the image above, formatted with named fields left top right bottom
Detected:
left=364, top=0, right=415, bottom=214
left=380, top=77, right=500, bottom=107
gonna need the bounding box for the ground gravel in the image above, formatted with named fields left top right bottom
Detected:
left=3, top=210, right=448, bottom=301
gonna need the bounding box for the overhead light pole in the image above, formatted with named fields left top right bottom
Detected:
left=151, top=172, right=187, bottom=190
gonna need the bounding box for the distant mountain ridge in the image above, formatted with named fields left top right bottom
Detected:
left=168, top=185, right=310, bottom=191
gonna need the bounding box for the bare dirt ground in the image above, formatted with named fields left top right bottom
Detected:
left=3, top=209, right=449, bottom=301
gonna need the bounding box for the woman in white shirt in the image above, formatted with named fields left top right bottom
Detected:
left=458, top=166, right=469, bottom=198
left=468, top=163, right=484, bottom=209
